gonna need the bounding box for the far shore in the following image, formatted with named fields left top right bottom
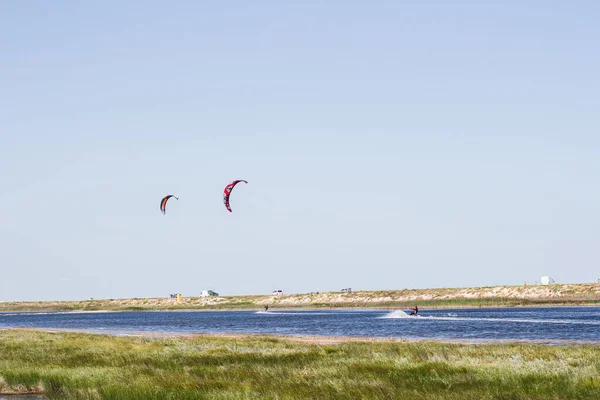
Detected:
left=1, top=282, right=599, bottom=312
left=2, top=303, right=600, bottom=315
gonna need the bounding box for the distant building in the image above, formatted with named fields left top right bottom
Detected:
left=540, top=276, right=555, bottom=285
left=341, top=288, right=352, bottom=293
left=272, top=290, right=283, bottom=296
left=201, top=290, right=219, bottom=297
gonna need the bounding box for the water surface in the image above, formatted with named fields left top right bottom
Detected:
left=1, top=307, right=599, bottom=344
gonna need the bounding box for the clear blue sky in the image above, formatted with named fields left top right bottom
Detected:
left=1, top=1, right=599, bottom=301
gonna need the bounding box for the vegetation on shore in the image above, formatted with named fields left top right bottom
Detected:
left=1, top=283, right=599, bottom=312
left=0, top=329, right=598, bottom=399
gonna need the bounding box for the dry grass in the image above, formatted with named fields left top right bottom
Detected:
left=1, top=283, right=599, bottom=312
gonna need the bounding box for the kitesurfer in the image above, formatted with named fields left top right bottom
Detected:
left=264, top=305, right=269, bottom=312
left=409, top=305, right=419, bottom=316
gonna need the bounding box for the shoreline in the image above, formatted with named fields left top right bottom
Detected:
left=1, top=283, right=599, bottom=313
left=4, top=326, right=600, bottom=347
left=2, top=302, right=600, bottom=314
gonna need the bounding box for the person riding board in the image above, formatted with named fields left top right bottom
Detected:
left=264, top=305, right=269, bottom=312
left=409, top=305, right=418, bottom=316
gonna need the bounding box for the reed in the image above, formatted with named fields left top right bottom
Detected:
left=0, top=329, right=598, bottom=399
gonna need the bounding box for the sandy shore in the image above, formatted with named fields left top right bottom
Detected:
left=1, top=283, right=599, bottom=313
left=4, top=327, right=598, bottom=347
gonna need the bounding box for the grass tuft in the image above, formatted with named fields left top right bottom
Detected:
left=0, top=330, right=598, bottom=399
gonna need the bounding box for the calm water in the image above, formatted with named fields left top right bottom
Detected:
left=1, top=307, right=599, bottom=344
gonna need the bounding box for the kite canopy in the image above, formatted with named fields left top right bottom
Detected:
left=160, top=195, right=179, bottom=215
left=223, top=180, right=247, bottom=212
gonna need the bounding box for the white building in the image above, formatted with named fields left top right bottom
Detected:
left=540, top=276, right=555, bottom=285
left=272, top=290, right=283, bottom=296
left=201, top=290, right=219, bottom=297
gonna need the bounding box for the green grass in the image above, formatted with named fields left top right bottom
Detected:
left=0, top=330, right=599, bottom=399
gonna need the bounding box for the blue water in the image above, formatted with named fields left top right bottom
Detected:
left=1, top=307, right=599, bottom=344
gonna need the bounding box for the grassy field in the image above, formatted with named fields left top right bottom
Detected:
left=0, top=329, right=598, bottom=399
